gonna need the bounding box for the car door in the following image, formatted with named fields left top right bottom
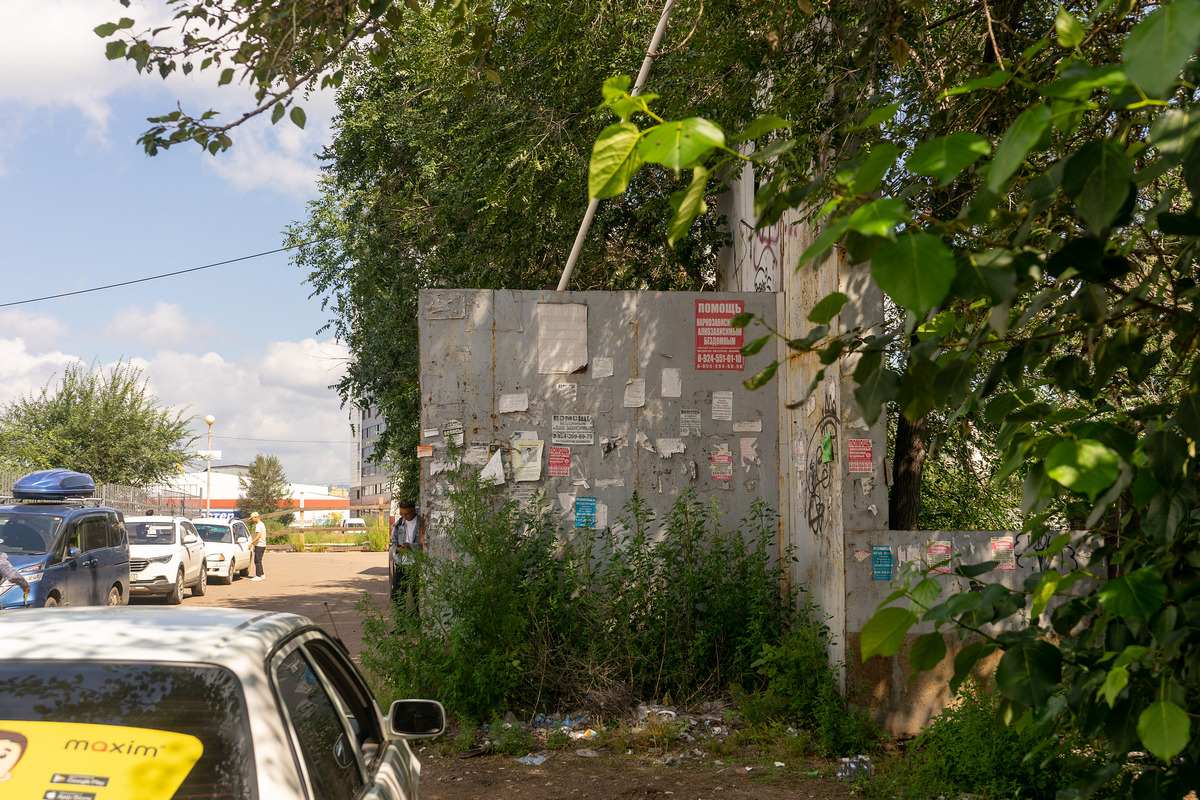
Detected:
left=180, top=521, right=205, bottom=583
left=48, top=512, right=109, bottom=606
left=232, top=522, right=251, bottom=570
left=272, top=633, right=415, bottom=800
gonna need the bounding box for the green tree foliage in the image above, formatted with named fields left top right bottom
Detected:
left=237, top=453, right=295, bottom=525
left=290, top=1, right=822, bottom=491
left=592, top=1, right=1200, bottom=795
left=0, top=361, right=196, bottom=487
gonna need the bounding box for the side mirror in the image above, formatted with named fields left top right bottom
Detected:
left=236, top=534, right=249, bottom=543
left=67, top=546, right=82, bottom=559
left=388, top=699, right=446, bottom=739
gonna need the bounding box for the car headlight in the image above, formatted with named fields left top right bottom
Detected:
left=17, top=566, right=43, bottom=583
left=212, top=553, right=227, bottom=562
left=148, top=554, right=174, bottom=564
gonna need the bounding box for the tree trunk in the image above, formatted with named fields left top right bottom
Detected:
left=890, top=411, right=927, bottom=530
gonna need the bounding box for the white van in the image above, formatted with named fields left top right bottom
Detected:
left=345, top=517, right=368, bottom=528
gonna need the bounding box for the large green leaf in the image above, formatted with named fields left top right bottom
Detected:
left=846, top=198, right=907, bottom=239
left=1122, top=0, right=1200, bottom=98
left=638, top=117, right=724, bottom=174
left=1062, top=140, right=1133, bottom=232
left=667, top=166, right=709, bottom=246
left=995, top=641, right=1062, bottom=708
left=987, top=105, right=1052, bottom=192
left=798, top=217, right=850, bottom=266
left=808, top=292, right=849, bottom=324
left=909, top=632, right=948, bottom=673
left=1055, top=8, right=1085, bottom=49
left=854, top=364, right=901, bottom=427
left=907, top=132, right=991, bottom=185
left=848, top=142, right=902, bottom=194
left=1099, top=567, right=1167, bottom=619
left=871, top=233, right=956, bottom=314
left=1044, top=438, right=1120, bottom=500
left=589, top=122, right=643, bottom=198
left=860, top=607, right=918, bottom=659
left=729, top=113, right=791, bottom=143
left=1098, top=666, right=1129, bottom=708
left=1137, top=701, right=1192, bottom=762
left=1178, top=391, right=1200, bottom=443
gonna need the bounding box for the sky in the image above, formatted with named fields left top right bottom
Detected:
left=0, top=0, right=358, bottom=488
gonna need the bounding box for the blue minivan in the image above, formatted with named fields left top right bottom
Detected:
left=0, top=469, right=131, bottom=608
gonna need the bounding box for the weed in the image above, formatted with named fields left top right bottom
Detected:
left=545, top=727, right=570, bottom=750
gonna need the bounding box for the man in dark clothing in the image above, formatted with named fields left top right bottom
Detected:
left=390, top=500, right=424, bottom=612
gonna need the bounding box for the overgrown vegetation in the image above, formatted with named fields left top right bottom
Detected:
left=359, top=469, right=877, bottom=756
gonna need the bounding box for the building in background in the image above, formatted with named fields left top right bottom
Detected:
left=170, top=465, right=350, bottom=525
left=351, top=404, right=394, bottom=526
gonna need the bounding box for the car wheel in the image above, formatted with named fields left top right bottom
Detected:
left=107, top=585, right=122, bottom=606
left=221, top=562, right=235, bottom=585
left=166, top=570, right=184, bottom=605
left=240, top=564, right=251, bottom=578
left=192, top=564, right=207, bottom=597
left=43, top=594, right=60, bottom=608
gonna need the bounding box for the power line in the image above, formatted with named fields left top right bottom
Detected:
left=0, top=236, right=329, bottom=309
left=216, top=435, right=357, bottom=445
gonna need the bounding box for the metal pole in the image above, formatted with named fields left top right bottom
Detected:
left=205, top=415, right=215, bottom=516
left=556, top=0, right=677, bottom=292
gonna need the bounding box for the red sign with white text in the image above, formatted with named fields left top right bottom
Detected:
left=695, top=300, right=744, bottom=370
left=548, top=446, right=570, bottom=477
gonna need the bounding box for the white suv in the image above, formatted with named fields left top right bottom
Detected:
left=192, top=517, right=253, bottom=584
left=125, top=516, right=207, bottom=604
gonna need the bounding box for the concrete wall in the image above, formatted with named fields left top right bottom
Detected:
left=418, top=289, right=781, bottom=545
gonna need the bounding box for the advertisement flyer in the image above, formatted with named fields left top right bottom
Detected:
left=711, top=452, right=734, bottom=480
left=512, top=440, right=544, bottom=482
left=991, top=536, right=1016, bottom=570
left=551, top=414, right=595, bottom=445
left=848, top=439, right=874, bottom=473
left=926, top=541, right=953, bottom=574
left=574, top=497, right=597, bottom=528
left=548, top=446, right=570, bottom=477
left=694, top=299, right=745, bottom=370
left=0, top=720, right=203, bottom=800
left=872, top=546, right=894, bottom=581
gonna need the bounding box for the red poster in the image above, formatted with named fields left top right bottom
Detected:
left=548, top=445, right=570, bottom=477
left=711, top=452, right=734, bottom=480
left=848, top=439, right=873, bottom=473
left=695, top=299, right=745, bottom=370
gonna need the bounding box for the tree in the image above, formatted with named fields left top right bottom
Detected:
left=237, top=454, right=295, bottom=526
left=291, top=1, right=823, bottom=491
left=592, top=1, right=1200, bottom=795
left=0, top=360, right=197, bottom=487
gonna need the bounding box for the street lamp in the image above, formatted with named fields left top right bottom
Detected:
left=205, top=415, right=216, bottom=517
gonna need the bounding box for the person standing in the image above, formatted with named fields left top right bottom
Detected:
left=390, top=500, right=424, bottom=611
left=249, top=511, right=267, bottom=581
left=0, top=552, right=30, bottom=606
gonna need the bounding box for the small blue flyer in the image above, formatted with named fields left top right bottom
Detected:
left=574, top=497, right=597, bottom=528
left=872, top=545, right=894, bottom=581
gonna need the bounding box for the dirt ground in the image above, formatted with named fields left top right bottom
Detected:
left=170, top=550, right=861, bottom=800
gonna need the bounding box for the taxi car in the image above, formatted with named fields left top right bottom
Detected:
left=0, top=469, right=130, bottom=608
left=0, top=606, right=445, bottom=799
left=192, top=517, right=253, bottom=584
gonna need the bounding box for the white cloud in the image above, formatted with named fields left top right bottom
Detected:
left=105, top=302, right=198, bottom=349
left=0, top=310, right=69, bottom=352
left=0, top=336, right=354, bottom=487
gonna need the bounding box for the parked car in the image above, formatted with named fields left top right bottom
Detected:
left=0, top=606, right=445, bottom=799
left=346, top=517, right=368, bottom=528
left=124, top=515, right=207, bottom=603
left=192, top=517, right=253, bottom=584
left=0, top=469, right=130, bottom=608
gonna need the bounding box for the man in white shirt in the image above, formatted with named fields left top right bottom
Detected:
left=249, top=511, right=267, bottom=581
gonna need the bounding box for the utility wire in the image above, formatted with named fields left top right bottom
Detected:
left=215, top=435, right=357, bottom=445
left=0, top=236, right=330, bottom=309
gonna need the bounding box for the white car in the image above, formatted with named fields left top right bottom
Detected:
left=0, top=606, right=444, bottom=799
left=125, top=515, right=207, bottom=603
left=192, top=517, right=253, bottom=584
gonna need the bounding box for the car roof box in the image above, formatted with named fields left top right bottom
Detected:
left=13, top=469, right=97, bottom=500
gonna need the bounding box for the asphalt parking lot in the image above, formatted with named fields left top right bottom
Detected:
left=132, top=549, right=391, bottom=659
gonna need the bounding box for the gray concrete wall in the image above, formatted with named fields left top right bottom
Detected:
left=418, top=289, right=781, bottom=547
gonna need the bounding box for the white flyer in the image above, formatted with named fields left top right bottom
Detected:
left=592, top=357, right=614, bottom=378
left=661, top=368, right=682, bottom=398
left=624, top=378, right=647, bottom=408
left=712, top=391, right=733, bottom=421
left=498, top=393, right=529, bottom=413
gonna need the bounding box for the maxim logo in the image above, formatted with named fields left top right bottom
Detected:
left=63, top=739, right=159, bottom=757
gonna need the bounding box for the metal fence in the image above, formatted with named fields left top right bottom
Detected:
left=0, top=471, right=201, bottom=517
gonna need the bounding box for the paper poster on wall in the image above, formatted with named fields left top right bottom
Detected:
left=872, top=546, right=894, bottom=581
left=796, top=441, right=806, bottom=473
left=537, top=303, right=589, bottom=374
left=592, top=357, right=614, bottom=378
left=695, top=299, right=745, bottom=370
left=481, top=449, right=506, bottom=485
left=575, top=497, right=597, bottom=528
left=551, top=414, right=595, bottom=445
left=848, top=439, right=874, bottom=473
left=465, top=441, right=491, bottom=466
left=656, top=438, right=685, bottom=458
left=712, top=391, right=733, bottom=421
left=680, top=409, right=702, bottom=436
left=548, top=445, right=570, bottom=477
left=595, top=502, right=608, bottom=530
left=926, top=541, right=953, bottom=574
left=662, top=368, right=682, bottom=398
left=739, top=438, right=759, bottom=471
left=556, top=383, right=578, bottom=401
left=442, top=419, right=465, bottom=446
left=821, top=431, right=833, bottom=462
left=512, top=440, right=544, bottom=481
left=623, top=378, right=647, bottom=408
left=711, top=451, right=734, bottom=480
left=498, top=393, right=529, bottom=413
left=991, top=536, right=1016, bottom=570
left=732, top=420, right=762, bottom=433
left=422, top=427, right=440, bottom=439
left=417, top=445, right=434, bottom=459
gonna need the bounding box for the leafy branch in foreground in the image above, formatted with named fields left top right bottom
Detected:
left=592, top=1, right=1200, bottom=796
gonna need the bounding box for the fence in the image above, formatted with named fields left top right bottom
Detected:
left=0, top=471, right=201, bottom=517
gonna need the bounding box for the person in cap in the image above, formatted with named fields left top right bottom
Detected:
left=249, top=511, right=268, bottom=580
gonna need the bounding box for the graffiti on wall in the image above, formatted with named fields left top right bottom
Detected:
left=751, top=223, right=780, bottom=292
left=805, top=391, right=839, bottom=538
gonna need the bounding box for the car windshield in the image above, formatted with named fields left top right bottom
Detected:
left=193, top=524, right=232, bottom=544
left=0, top=513, right=61, bottom=555
left=0, top=661, right=256, bottom=799
left=128, top=522, right=178, bottom=545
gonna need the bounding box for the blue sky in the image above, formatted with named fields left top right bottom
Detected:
left=0, top=0, right=356, bottom=487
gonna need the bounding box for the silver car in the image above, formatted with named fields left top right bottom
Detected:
left=0, top=606, right=444, bottom=799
